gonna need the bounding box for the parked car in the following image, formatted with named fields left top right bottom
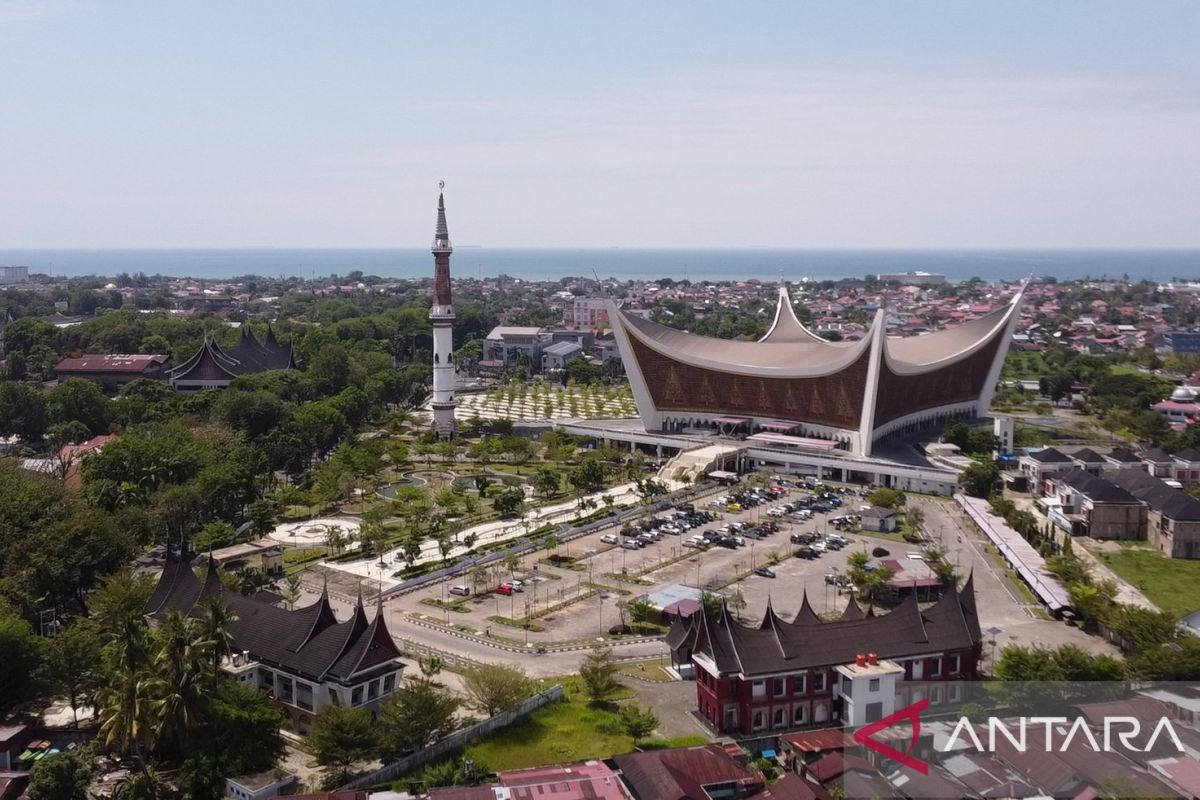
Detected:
left=753, top=566, right=776, bottom=578
left=620, top=539, right=640, bottom=550
left=790, top=532, right=816, bottom=544
left=794, top=546, right=819, bottom=559
left=600, top=533, right=619, bottom=544
left=810, top=541, right=828, bottom=553
left=872, top=546, right=890, bottom=557
left=449, top=585, right=471, bottom=597
left=494, top=584, right=513, bottom=596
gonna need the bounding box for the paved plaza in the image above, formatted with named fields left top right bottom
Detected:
left=291, top=486, right=1114, bottom=680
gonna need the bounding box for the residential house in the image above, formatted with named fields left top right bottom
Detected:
left=1171, top=447, right=1200, bottom=486
left=1068, top=447, right=1107, bottom=476
left=1017, top=447, right=1076, bottom=494
left=1101, top=448, right=1145, bottom=471
left=1108, top=470, right=1200, bottom=559
left=1141, top=448, right=1177, bottom=478
left=1045, top=469, right=1146, bottom=540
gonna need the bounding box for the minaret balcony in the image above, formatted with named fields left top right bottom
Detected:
left=429, top=305, right=456, bottom=320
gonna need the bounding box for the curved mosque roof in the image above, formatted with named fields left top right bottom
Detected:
left=610, top=284, right=1024, bottom=378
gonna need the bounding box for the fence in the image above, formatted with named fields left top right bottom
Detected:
left=339, top=685, right=566, bottom=789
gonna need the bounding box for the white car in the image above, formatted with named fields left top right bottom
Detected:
left=682, top=537, right=702, bottom=548
left=810, top=541, right=828, bottom=553
left=600, top=533, right=618, bottom=544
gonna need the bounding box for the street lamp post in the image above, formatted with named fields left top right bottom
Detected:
left=986, top=626, right=1003, bottom=672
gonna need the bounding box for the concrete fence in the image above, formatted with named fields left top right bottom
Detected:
left=340, top=685, right=565, bottom=790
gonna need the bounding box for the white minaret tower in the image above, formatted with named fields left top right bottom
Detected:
left=429, top=183, right=457, bottom=437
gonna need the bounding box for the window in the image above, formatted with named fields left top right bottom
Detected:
left=869, top=678, right=880, bottom=692
left=949, top=655, right=961, bottom=675
left=931, top=686, right=943, bottom=705
left=752, top=680, right=766, bottom=699
left=368, top=679, right=380, bottom=700
left=931, top=658, right=942, bottom=677
left=383, top=674, right=396, bottom=693
left=793, top=674, right=807, bottom=695
left=866, top=702, right=883, bottom=722
left=949, top=684, right=961, bottom=703
left=794, top=705, right=806, bottom=725
left=841, top=676, right=852, bottom=698
left=351, top=686, right=363, bottom=706
left=753, top=710, right=766, bottom=731
left=774, top=707, right=787, bottom=729
left=814, top=673, right=826, bottom=692
left=773, top=678, right=785, bottom=697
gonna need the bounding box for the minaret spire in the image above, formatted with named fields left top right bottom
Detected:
left=429, top=182, right=457, bottom=438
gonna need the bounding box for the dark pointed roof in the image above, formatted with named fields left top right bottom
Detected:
left=694, top=580, right=982, bottom=676
left=791, top=592, right=821, bottom=626
left=840, top=597, right=865, bottom=621
left=144, top=555, right=402, bottom=682
left=168, top=327, right=296, bottom=384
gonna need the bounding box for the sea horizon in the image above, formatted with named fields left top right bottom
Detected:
left=2, top=247, right=1199, bottom=283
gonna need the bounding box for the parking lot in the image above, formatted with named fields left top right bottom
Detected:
left=390, top=479, right=889, bottom=641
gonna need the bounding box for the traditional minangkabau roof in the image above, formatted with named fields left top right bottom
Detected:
left=167, top=327, right=296, bottom=383
left=145, top=556, right=402, bottom=683
left=679, top=575, right=981, bottom=677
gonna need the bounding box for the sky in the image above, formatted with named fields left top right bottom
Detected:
left=1, top=1, right=1198, bottom=249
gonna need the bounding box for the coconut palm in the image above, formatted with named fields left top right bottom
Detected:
left=153, top=610, right=211, bottom=758
left=198, top=595, right=238, bottom=679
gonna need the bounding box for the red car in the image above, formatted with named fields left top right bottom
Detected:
left=494, top=584, right=513, bottom=596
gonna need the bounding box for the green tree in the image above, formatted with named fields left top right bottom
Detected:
left=532, top=468, right=561, bottom=498
left=0, top=380, right=48, bottom=441
left=568, top=460, right=606, bottom=494
left=29, top=751, right=91, bottom=800
left=866, top=488, right=906, bottom=509
left=377, top=677, right=462, bottom=759
left=959, top=460, right=1002, bottom=499
left=579, top=647, right=621, bottom=703
left=460, top=662, right=534, bottom=717
left=493, top=487, right=525, bottom=518
left=308, top=704, right=378, bottom=785
left=47, top=378, right=110, bottom=435
left=42, top=618, right=105, bottom=726
left=0, top=605, right=44, bottom=716
left=619, top=704, right=659, bottom=742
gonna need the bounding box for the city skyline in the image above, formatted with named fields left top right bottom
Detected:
left=2, top=1, right=1198, bottom=249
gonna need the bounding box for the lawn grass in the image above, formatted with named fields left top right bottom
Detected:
left=1096, top=544, right=1200, bottom=618
left=464, top=679, right=640, bottom=771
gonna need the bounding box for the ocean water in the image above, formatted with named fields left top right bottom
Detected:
left=1, top=248, right=1198, bottom=283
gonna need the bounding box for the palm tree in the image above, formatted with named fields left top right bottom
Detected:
left=153, top=610, right=211, bottom=758
left=199, top=595, right=238, bottom=679
left=96, top=651, right=156, bottom=780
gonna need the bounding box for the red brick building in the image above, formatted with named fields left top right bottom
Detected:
left=668, top=576, right=983, bottom=737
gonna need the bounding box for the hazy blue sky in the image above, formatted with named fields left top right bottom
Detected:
left=2, top=1, right=1198, bottom=248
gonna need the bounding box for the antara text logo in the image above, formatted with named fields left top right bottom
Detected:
left=853, top=699, right=1186, bottom=776
left=943, top=715, right=1186, bottom=755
